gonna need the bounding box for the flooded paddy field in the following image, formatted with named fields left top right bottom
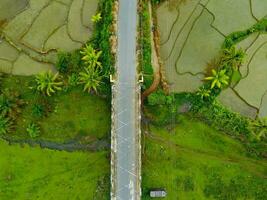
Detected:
left=0, top=0, right=98, bottom=75
left=156, top=0, right=267, bottom=119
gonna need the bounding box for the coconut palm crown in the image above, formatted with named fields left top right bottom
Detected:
left=196, top=87, right=211, bottom=99
left=222, top=46, right=245, bottom=70
left=204, top=69, right=229, bottom=89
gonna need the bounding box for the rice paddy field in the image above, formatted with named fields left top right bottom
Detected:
left=0, top=0, right=98, bottom=75
left=156, top=0, right=267, bottom=119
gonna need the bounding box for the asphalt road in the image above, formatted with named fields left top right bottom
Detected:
left=113, top=0, right=140, bottom=199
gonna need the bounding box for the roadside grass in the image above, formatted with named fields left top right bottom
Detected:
left=142, top=115, right=267, bottom=200
left=0, top=139, right=109, bottom=200
left=1, top=75, right=110, bottom=143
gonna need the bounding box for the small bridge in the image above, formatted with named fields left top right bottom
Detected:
left=110, top=0, right=141, bottom=200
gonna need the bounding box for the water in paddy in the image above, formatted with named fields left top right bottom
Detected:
left=0, top=0, right=28, bottom=21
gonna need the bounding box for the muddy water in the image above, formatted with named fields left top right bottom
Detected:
left=1, top=135, right=109, bottom=152
left=0, top=0, right=28, bottom=21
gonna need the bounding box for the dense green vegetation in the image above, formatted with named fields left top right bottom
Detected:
left=92, top=0, right=114, bottom=76
left=0, top=1, right=113, bottom=198
left=201, top=18, right=267, bottom=99
left=223, top=18, right=267, bottom=49
left=0, top=75, right=110, bottom=143
left=139, top=0, right=154, bottom=90
left=145, top=11, right=267, bottom=157
left=0, top=139, right=109, bottom=200
left=146, top=92, right=267, bottom=158
left=189, top=19, right=267, bottom=154
left=0, top=0, right=115, bottom=143
left=142, top=115, right=267, bottom=200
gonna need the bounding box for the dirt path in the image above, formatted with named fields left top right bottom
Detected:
left=141, top=2, right=161, bottom=101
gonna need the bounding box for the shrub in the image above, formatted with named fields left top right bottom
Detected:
left=69, top=50, right=82, bottom=71
left=204, top=173, right=267, bottom=200
left=147, top=90, right=174, bottom=106
left=31, top=104, right=45, bottom=118
left=145, top=103, right=178, bottom=126
left=0, top=94, right=12, bottom=116
left=252, top=18, right=267, bottom=32
left=147, top=90, right=166, bottom=106
left=222, top=18, right=267, bottom=49
left=26, top=123, right=40, bottom=138
left=0, top=91, right=24, bottom=119
left=249, top=118, right=267, bottom=141
left=56, top=51, right=82, bottom=74
left=68, top=73, right=79, bottom=87
left=183, top=176, right=194, bottom=191
left=191, top=100, right=250, bottom=136
left=0, top=115, right=12, bottom=135
left=56, top=52, right=70, bottom=73
left=174, top=93, right=266, bottom=157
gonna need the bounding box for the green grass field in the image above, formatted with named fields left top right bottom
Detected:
left=0, top=139, right=109, bottom=200
left=142, top=115, right=267, bottom=200
left=1, top=75, right=111, bottom=143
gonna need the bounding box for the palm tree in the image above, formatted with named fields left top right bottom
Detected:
left=80, top=44, right=102, bottom=70
left=250, top=118, right=267, bottom=141
left=204, top=69, right=229, bottom=89
left=221, top=46, right=245, bottom=70
left=91, top=13, right=102, bottom=23
left=35, top=71, right=63, bottom=96
left=79, top=67, right=103, bottom=93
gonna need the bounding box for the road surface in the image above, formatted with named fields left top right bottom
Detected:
left=111, top=0, right=141, bottom=199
